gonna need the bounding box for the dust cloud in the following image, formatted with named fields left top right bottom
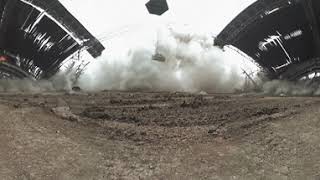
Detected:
left=0, top=72, right=73, bottom=92
left=78, top=27, right=245, bottom=93
left=0, top=27, right=249, bottom=93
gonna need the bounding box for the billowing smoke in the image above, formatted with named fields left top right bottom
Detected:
left=78, top=27, right=245, bottom=93
left=0, top=27, right=249, bottom=93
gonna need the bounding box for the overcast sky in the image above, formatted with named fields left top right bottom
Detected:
left=57, top=0, right=259, bottom=73
left=60, top=0, right=256, bottom=38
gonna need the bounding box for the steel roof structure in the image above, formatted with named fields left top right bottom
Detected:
left=0, top=0, right=105, bottom=79
left=215, top=0, right=320, bottom=80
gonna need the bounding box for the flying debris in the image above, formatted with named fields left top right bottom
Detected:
left=0, top=0, right=105, bottom=79
left=145, top=0, right=169, bottom=16
left=152, top=53, right=166, bottom=62
left=152, top=39, right=166, bottom=62
left=214, top=0, right=320, bottom=81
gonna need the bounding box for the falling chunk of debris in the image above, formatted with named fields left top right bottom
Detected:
left=152, top=53, right=166, bottom=62
left=145, top=0, right=169, bottom=16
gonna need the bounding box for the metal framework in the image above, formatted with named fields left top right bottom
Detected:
left=215, top=0, right=320, bottom=80
left=23, top=0, right=105, bottom=58
left=0, top=0, right=105, bottom=79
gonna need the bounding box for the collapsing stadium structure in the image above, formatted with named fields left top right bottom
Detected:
left=215, top=0, right=320, bottom=81
left=0, top=0, right=105, bottom=79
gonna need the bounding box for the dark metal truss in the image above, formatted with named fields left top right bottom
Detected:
left=215, top=0, right=320, bottom=80
left=0, top=0, right=105, bottom=80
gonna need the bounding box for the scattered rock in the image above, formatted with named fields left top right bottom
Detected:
left=56, top=98, right=68, bottom=107
left=180, top=96, right=207, bottom=108
left=180, top=100, right=188, bottom=108
left=208, top=129, right=219, bottom=136
left=140, top=132, right=147, bottom=136
left=208, top=129, right=216, bottom=134
left=33, top=94, right=40, bottom=98
left=198, top=91, right=208, bottom=95
left=82, top=107, right=110, bottom=119
left=278, top=166, right=289, bottom=175
left=38, top=102, right=45, bottom=107
left=110, top=99, right=121, bottom=104
left=13, top=104, right=21, bottom=108
left=51, top=106, right=80, bottom=122
left=253, top=107, right=280, bottom=116
left=280, top=93, right=286, bottom=97
left=72, top=86, right=81, bottom=92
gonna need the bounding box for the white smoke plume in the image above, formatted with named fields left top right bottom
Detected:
left=0, top=26, right=250, bottom=93
left=78, top=27, right=246, bottom=93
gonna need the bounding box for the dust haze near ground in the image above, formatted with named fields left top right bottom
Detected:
left=0, top=72, right=74, bottom=92
left=79, top=28, right=245, bottom=93
left=262, top=79, right=320, bottom=96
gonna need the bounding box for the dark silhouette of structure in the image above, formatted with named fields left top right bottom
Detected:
left=215, top=0, right=320, bottom=81
left=0, top=0, right=105, bottom=79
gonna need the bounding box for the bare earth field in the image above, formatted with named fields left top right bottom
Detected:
left=0, top=91, right=320, bottom=179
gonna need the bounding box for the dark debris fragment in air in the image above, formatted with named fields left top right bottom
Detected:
left=146, top=0, right=169, bottom=16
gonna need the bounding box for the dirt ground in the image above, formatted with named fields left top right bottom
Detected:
left=0, top=91, right=320, bottom=179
